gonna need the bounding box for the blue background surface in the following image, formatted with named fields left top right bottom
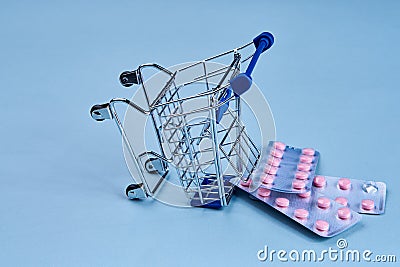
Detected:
left=1, top=1, right=399, bottom=266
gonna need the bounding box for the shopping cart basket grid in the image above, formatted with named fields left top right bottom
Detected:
left=91, top=32, right=274, bottom=207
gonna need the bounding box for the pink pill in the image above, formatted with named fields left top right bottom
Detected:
left=361, top=199, right=375, bottom=211
left=292, top=180, right=306, bottom=190
left=337, top=207, right=351, bottom=220
left=270, top=149, right=284, bottom=159
left=273, top=141, right=286, bottom=151
left=302, top=148, right=315, bottom=156
left=298, top=191, right=311, bottom=198
left=267, top=156, right=281, bottom=167
left=299, top=155, right=314, bottom=164
left=264, top=165, right=278, bottom=175
left=335, top=197, right=348, bottom=206
left=297, top=163, right=311, bottom=172
left=338, top=178, right=351, bottom=190
left=261, top=174, right=275, bottom=184
left=295, top=171, right=309, bottom=180
left=294, top=208, right=309, bottom=220
left=315, top=220, right=329, bottom=232
left=240, top=179, right=251, bottom=187
left=258, top=187, right=271, bottom=198
left=317, top=197, right=331, bottom=209
left=313, top=175, right=326, bottom=188
left=275, top=197, right=290, bottom=208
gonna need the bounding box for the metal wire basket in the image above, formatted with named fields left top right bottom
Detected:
left=91, top=32, right=274, bottom=207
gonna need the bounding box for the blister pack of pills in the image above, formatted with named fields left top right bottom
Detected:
left=312, top=175, right=387, bottom=215
left=247, top=141, right=319, bottom=193
left=234, top=178, right=362, bottom=237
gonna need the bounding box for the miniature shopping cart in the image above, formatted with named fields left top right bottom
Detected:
left=90, top=32, right=274, bottom=208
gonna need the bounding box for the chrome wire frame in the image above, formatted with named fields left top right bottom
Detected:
left=93, top=41, right=261, bottom=206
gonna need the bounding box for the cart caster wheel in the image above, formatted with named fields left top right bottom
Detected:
left=126, top=183, right=146, bottom=200
left=120, top=71, right=139, bottom=87
left=144, top=158, right=164, bottom=174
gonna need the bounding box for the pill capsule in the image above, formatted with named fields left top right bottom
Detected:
left=267, top=156, right=281, bottom=167
left=337, top=207, right=351, bottom=220
left=361, top=199, right=375, bottom=211
left=317, top=197, right=331, bottom=209
left=292, top=180, right=306, bottom=190
left=313, top=175, right=326, bottom=188
left=338, top=178, right=351, bottom=190
left=264, top=165, right=278, bottom=175
left=297, top=163, right=311, bottom=172
left=295, top=171, right=309, bottom=180
left=240, top=179, right=251, bottom=187
left=270, top=149, right=284, bottom=159
left=302, top=148, right=315, bottom=156
left=315, top=220, right=329, bottom=232
left=273, top=141, right=286, bottom=151
left=298, top=191, right=311, bottom=198
left=261, top=174, right=275, bottom=185
left=335, top=197, right=348, bottom=206
left=258, top=187, right=271, bottom=198
left=299, top=155, right=313, bottom=164
left=294, top=209, right=309, bottom=220
left=275, top=197, right=290, bottom=208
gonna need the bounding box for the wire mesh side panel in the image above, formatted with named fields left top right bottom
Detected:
left=153, top=82, right=202, bottom=202
left=150, top=59, right=260, bottom=206
left=218, top=105, right=260, bottom=181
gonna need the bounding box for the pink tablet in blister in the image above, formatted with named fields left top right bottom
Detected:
left=315, top=220, right=329, bottom=232
left=294, top=209, right=309, bottom=220
left=292, top=180, right=306, bottom=190
left=240, top=179, right=251, bottom=187
left=270, top=149, right=284, bottom=159
left=249, top=141, right=320, bottom=193
left=297, top=163, right=311, bottom=172
left=295, top=171, right=309, bottom=180
left=313, top=175, right=326, bottom=188
left=258, top=188, right=271, bottom=198
left=298, top=191, right=311, bottom=198
left=299, top=155, right=314, bottom=164
left=273, top=141, right=286, bottom=151
left=317, top=197, right=331, bottom=209
left=275, top=197, right=290, bottom=208
left=338, top=178, right=351, bottom=190
left=264, top=165, right=278, bottom=175
left=312, top=176, right=386, bottom=214
left=302, top=148, right=315, bottom=156
left=267, top=157, right=281, bottom=167
left=361, top=199, right=375, bottom=211
left=234, top=179, right=361, bottom=237
left=261, top=174, right=274, bottom=185
left=335, top=197, right=348, bottom=206
left=337, top=207, right=351, bottom=220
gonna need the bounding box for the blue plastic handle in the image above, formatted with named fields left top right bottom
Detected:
left=216, top=32, right=274, bottom=123
left=215, top=88, right=232, bottom=123
left=247, top=32, right=274, bottom=76
left=230, top=32, right=274, bottom=96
